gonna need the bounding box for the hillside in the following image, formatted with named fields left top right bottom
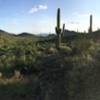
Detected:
left=18, top=32, right=35, bottom=37
left=0, top=29, right=100, bottom=100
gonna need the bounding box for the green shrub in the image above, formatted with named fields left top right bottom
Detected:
left=59, top=46, right=72, bottom=55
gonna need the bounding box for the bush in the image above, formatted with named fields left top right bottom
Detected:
left=46, top=47, right=57, bottom=54
left=59, top=46, right=72, bottom=55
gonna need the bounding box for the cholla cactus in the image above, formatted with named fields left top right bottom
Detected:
left=55, top=8, right=61, bottom=49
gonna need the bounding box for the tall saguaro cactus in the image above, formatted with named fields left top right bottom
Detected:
left=89, top=14, right=93, bottom=33
left=55, top=8, right=61, bottom=49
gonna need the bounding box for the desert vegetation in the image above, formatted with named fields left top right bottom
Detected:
left=0, top=8, right=100, bottom=100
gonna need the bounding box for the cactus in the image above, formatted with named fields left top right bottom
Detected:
left=62, top=24, right=65, bottom=37
left=55, top=8, right=61, bottom=49
left=88, top=14, right=93, bottom=33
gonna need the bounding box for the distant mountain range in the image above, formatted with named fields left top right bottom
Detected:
left=0, top=30, right=46, bottom=38
left=0, top=29, right=100, bottom=38
left=0, top=29, right=78, bottom=37
left=64, top=30, right=78, bottom=36
left=0, top=30, right=15, bottom=36
left=17, top=32, right=37, bottom=37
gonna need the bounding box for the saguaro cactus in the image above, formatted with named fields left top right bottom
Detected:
left=62, top=24, right=65, bottom=37
left=55, top=8, right=61, bottom=49
left=88, top=14, right=93, bottom=33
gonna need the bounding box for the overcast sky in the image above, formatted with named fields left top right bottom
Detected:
left=0, top=0, right=100, bottom=34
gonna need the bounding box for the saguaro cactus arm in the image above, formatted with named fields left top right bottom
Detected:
left=62, top=24, right=65, bottom=36
left=55, top=27, right=61, bottom=34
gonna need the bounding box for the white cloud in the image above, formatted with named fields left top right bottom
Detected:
left=29, top=4, right=48, bottom=14
left=29, top=7, right=38, bottom=13
left=39, top=5, right=48, bottom=10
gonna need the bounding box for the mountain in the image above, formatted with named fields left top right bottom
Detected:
left=0, top=29, right=78, bottom=38
left=64, top=30, right=78, bottom=37
left=0, top=30, right=15, bottom=37
left=17, top=32, right=36, bottom=37
left=38, top=33, right=49, bottom=37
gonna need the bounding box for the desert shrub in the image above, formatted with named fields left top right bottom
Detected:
left=59, top=46, right=72, bottom=55
left=45, top=47, right=57, bottom=54
left=1, top=66, right=14, bottom=78
left=71, top=39, right=92, bottom=55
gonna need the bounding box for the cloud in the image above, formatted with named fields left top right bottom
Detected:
left=39, top=5, right=48, bottom=10
left=29, top=4, right=48, bottom=14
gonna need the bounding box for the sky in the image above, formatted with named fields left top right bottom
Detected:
left=0, top=0, right=100, bottom=34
